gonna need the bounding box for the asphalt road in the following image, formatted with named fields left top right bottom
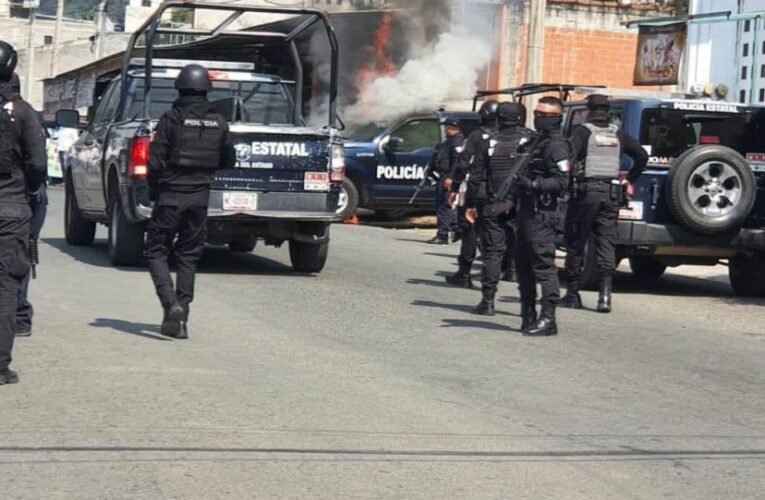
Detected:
left=2, top=187, right=764, bottom=499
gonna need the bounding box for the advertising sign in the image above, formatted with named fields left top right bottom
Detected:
left=634, top=22, right=687, bottom=86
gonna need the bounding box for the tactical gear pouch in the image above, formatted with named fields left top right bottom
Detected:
left=169, top=105, right=224, bottom=170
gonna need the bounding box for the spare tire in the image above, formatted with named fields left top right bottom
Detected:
left=666, top=145, right=755, bottom=235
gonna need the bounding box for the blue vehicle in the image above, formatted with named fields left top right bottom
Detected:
left=562, top=87, right=765, bottom=295
left=340, top=110, right=480, bottom=219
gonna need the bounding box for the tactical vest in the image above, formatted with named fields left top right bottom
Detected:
left=169, top=104, right=224, bottom=170
left=581, top=123, right=621, bottom=179
left=0, top=94, right=21, bottom=175
left=487, top=129, right=527, bottom=197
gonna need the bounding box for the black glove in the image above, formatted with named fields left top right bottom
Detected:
left=515, top=175, right=538, bottom=193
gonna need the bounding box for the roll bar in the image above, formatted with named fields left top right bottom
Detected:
left=472, top=83, right=606, bottom=110
left=118, top=1, right=340, bottom=127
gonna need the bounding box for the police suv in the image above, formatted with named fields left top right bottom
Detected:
left=340, top=110, right=479, bottom=219
left=56, top=4, right=345, bottom=273
left=564, top=88, right=765, bottom=295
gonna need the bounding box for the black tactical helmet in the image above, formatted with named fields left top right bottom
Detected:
left=10, top=73, right=20, bottom=93
left=478, top=100, right=499, bottom=123
left=444, top=116, right=460, bottom=128
left=496, top=101, right=525, bottom=125
left=586, top=94, right=610, bottom=110
left=0, top=41, right=18, bottom=80
left=175, top=64, right=212, bottom=93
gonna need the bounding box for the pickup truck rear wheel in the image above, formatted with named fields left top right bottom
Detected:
left=289, top=239, right=329, bottom=273
left=729, top=253, right=765, bottom=296
left=108, top=197, right=145, bottom=267
left=64, top=174, right=96, bottom=246
left=578, top=236, right=600, bottom=291
left=629, top=256, right=667, bottom=280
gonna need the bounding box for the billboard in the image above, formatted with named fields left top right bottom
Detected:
left=634, top=22, right=686, bottom=86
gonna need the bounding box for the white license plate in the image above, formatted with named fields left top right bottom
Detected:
left=304, top=172, right=329, bottom=192
left=222, top=192, right=258, bottom=211
left=619, top=201, right=644, bottom=221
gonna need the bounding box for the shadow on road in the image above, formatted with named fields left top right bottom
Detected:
left=90, top=318, right=171, bottom=341
left=412, top=299, right=515, bottom=317
left=441, top=318, right=513, bottom=332
left=43, top=238, right=301, bottom=277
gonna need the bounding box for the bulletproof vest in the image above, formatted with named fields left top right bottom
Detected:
left=581, top=123, right=621, bottom=179
left=169, top=104, right=224, bottom=170
left=487, top=128, right=527, bottom=196
left=0, top=93, right=21, bottom=175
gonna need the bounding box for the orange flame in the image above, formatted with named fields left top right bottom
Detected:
left=356, top=12, right=397, bottom=102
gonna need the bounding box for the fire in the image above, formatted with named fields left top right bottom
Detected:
left=355, top=12, right=398, bottom=118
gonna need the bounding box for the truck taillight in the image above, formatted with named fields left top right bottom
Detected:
left=330, top=143, right=345, bottom=183
left=129, top=136, right=150, bottom=179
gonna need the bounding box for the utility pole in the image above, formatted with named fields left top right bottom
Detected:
left=25, top=6, right=37, bottom=99
left=95, top=0, right=108, bottom=59
left=50, top=0, right=65, bottom=77
left=524, top=0, right=546, bottom=126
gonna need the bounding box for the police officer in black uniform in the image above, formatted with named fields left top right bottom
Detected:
left=0, top=41, right=47, bottom=385
left=560, top=95, right=647, bottom=313
left=427, top=117, right=464, bottom=245
left=514, top=97, right=571, bottom=336
left=146, top=64, right=235, bottom=339
left=11, top=72, right=48, bottom=338
left=445, top=101, right=498, bottom=288
left=467, top=102, right=532, bottom=316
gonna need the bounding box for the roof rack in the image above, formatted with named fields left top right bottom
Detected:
left=472, top=83, right=605, bottom=110
left=128, top=58, right=256, bottom=71
left=572, top=86, right=698, bottom=101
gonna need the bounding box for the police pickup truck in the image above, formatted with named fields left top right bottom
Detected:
left=58, top=4, right=344, bottom=273
left=563, top=88, right=765, bottom=295
left=340, top=110, right=479, bottom=219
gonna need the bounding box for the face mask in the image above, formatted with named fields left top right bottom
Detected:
left=534, top=116, right=561, bottom=132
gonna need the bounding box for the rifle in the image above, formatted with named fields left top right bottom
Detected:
left=29, top=237, right=39, bottom=279
left=408, top=164, right=435, bottom=205
left=483, top=132, right=545, bottom=217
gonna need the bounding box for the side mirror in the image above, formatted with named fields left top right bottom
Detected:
left=56, top=109, right=81, bottom=129
left=385, top=136, right=404, bottom=152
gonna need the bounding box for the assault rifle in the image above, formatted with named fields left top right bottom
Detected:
left=408, top=144, right=441, bottom=205
left=483, top=132, right=545, bottom=218
left=29, top=237, right=39, bottom=279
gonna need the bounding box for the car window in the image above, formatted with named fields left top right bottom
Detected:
left=567, top=106, right=624, bottom=132
left=640, top=109, right=764, bottom=158
left=392, top=119, right=440, bottom=153
left=92, top=82, right=120, bottom=125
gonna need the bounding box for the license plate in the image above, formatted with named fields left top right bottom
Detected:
left=619, top=201, right=644, bottom=221
left=304, top=172, right=329, bottom=192
left=222, top=192, right=258, bottom=211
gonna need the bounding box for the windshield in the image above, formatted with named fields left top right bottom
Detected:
left=126, top=77, right=295, bottom=125
left=345, top=123, right=385, bottom=142
left=640, top=109, right=765, bottom=159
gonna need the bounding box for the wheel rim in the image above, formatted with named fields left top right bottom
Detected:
left=687, top=161, right=743, bottom=218
left=336, top=185, right=349, bottom=215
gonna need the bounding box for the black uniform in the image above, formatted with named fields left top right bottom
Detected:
left=145, top=93, right=235, bottom=337
left=515, top=124, right=570, bottom=334
left=562, top=109, right=647, bottom=311
left=0, top=80, right=47, bottom=378
left=15, top=183, right=46, bottom=335
left=433, top=132, right=463, bottom=241
left=468, top=104, right=532, bottom=315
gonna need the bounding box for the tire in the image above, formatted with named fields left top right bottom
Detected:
left=729, top=253, right=765, bottom=297
left=108, top=196, right=145, bottom=266
left=579, top=235, right=600, bottom=291
left=666, top=146, right=756, bottom=235
left=336, top=178, right=359, bottom=220
left=376, top=209, right=409, bottom=221
left=289, top=239, right=329, bottom=273
left=629, top=256, right=667, bottom=280
left=64, top=174, right=96, bottom=246
left=228, top=239, right=256, bottom=252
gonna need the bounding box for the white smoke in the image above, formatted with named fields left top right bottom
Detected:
left=343, top=28, right=491, bottom=127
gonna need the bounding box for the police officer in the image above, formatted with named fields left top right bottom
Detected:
left=12, top=72, right=48, bottom=338
left=445, top=101, right=498, bottom=288
left=146, top=64, right=235, bottom=339
left=514, top=97, right=570, bottom=336
left=560, top=95, right=647, bottom=313
left=467, top=102, right=532, bottom=316
left=427, top=117, right=463, bottom=245
left=0, top=41, right=47, bottom=385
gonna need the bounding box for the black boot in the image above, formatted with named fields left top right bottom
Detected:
left=523, top=306, right=558, bottom=337
left=177, top=306, right=189, bottom=340
left=0, top=369, right=19, bottom=385
left=446, top=262, right=474, bottom=289
left=427, top=235, right=449, bottom=245
left=160, top=302, right=185, bottom=338
left=471, top=291, right=495, bottom=316
left=597, top=277, right=612, bottom=313
left=520, top=304, right=537, bottom=331
left=558, top=289, right=583, bottom=309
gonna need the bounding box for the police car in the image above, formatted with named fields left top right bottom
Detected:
left=340, top=110, right=480, bottom=219
left=563, top=87, right=765, bottom=296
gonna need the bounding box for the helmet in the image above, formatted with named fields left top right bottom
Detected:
left=443, top=116, right=460, bottom=128
left=478, top=100, right=499, bottom=124
left=496, top=101, right=525, bottom=125
left=0, top=41, right=18, bottom=79
left=175, top=64, right=212, bottom=93
left=9, top=73, right=20, bottom=93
